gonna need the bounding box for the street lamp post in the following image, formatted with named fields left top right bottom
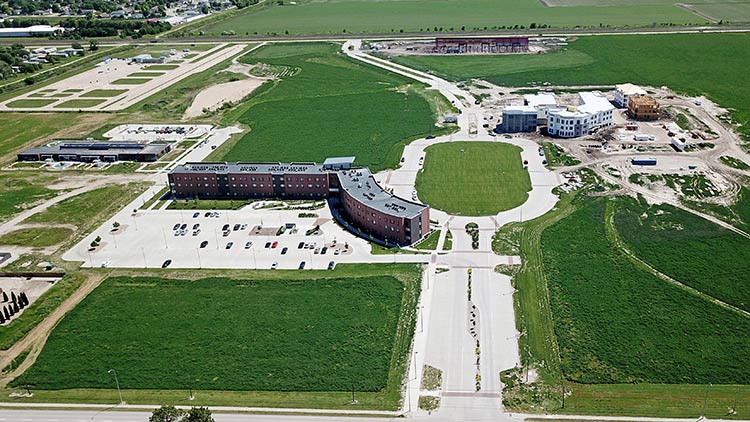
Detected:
left=108, top=369, right=124, bottom=405
left=419, top=305, right=424, bottom=333
left=702, top=383, right=712, bottom=418
left=412, top=351, right=418, bottom=381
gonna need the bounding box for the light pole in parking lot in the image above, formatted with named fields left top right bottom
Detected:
left=419, top=305, right=424, bottom=333
left=141, top=247, right=147, bottom=268
left=196, top=248, right=202, bottom=269
left=108, top=368, right=124, bottom=405
left=162, top=227, right=168, bottom=249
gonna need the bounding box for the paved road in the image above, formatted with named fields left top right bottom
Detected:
left=0, top=409, right=392, bottom=422
left=2, top=24, right=750, bottom=47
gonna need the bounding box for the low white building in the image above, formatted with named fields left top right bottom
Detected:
left=524, top=92, right=558, bottom=109
left=614, top=83, right=647, bottom=108
left=547, top=92, right=614, bottom=138
left=0, top=25, right=64, bottom=38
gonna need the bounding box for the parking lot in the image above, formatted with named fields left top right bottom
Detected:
left=103, top=124, right=212, bottom=142
left=63, top=204, right=431, bottom=270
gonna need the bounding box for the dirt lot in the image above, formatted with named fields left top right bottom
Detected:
left=183, top=77, right=266, bottom=119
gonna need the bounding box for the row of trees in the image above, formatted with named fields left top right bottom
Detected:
left=0, top=17, right=171, bottom=38
left=150, top=406, right=214, bottom=422
left=0, top=0, right=173, bottom=15
left=230, top=0, right=260, bottom=9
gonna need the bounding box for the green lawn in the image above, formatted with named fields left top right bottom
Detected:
left=415, top=142, right=531, bottom=215
left=126, top=72, right=165, bottom=78
left=15, top=264, right=420, bottom=410
left=217, top=43, right=440, bottom=172
left=111, top=78, right=152, bottom=85
left=391, top=33, right=750, bottom=140
left=199, top=0, right=703, bottom=36
left=542, top=142, right=580, bottom=167
left=414, top=229, right=440, bottom=250
left=144, top=64, right=179, bottom=71
left=0, top=227, right=74, bottom=248
left=79, top=89, right=128, bottom=98
left=6, top=99, right=56, bottom=108
left=542, top=197, right=750, bottom=384
left=54, top=99, right=106, bottom=108
left=563, top=382, right=750, bottom=418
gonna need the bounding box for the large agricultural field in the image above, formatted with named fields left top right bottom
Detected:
left=415, top=142, right=531, bottom=215
left=14, top=264, right=421, bottom=409
left=216, top=43, right=441, bottom=172
left=614, top=198, right=750, bottom=313
left=197, top=0, right=704, bottom=36
left=391, top=33, right=750, bottom=140
left=541, top=197, right=750, bottom=385
left=544, top=0, right=750, bottom=22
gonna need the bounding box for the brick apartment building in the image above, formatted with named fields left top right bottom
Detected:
left=168, top=157, right=429, bottom=246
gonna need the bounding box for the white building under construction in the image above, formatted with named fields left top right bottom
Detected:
left=547, top=92, right=614, bottom=138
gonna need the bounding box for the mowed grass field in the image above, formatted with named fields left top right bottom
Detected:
left=218, top=43, right=439, bottom=172
left=0, top=227, right=74, bottom=248
left=24, top=184, right=148, bottom=231
left=0, top=174, right=58, bottom=222
left=200, top=0, right=703, bottom=36
left=415, top=142, right=531, bottom=215
left=15, top=265, right=421, bottom=409
left=80, top=89, right=128, bottom=98
left=54, top=99, right=106, bottom=108
left=6, top=99, right=56, bottom=108
left=391, top=33, right=750, bottom=140
left=0, top=114, right=87, bottom=160
left=540, top=197, right=750, bottom=384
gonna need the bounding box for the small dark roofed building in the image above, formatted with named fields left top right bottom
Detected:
left=131, top=54, right=166, bottom=64
left=18, top=141, right=171, bottom=163
left=322, top=156, right=355, bottom=170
